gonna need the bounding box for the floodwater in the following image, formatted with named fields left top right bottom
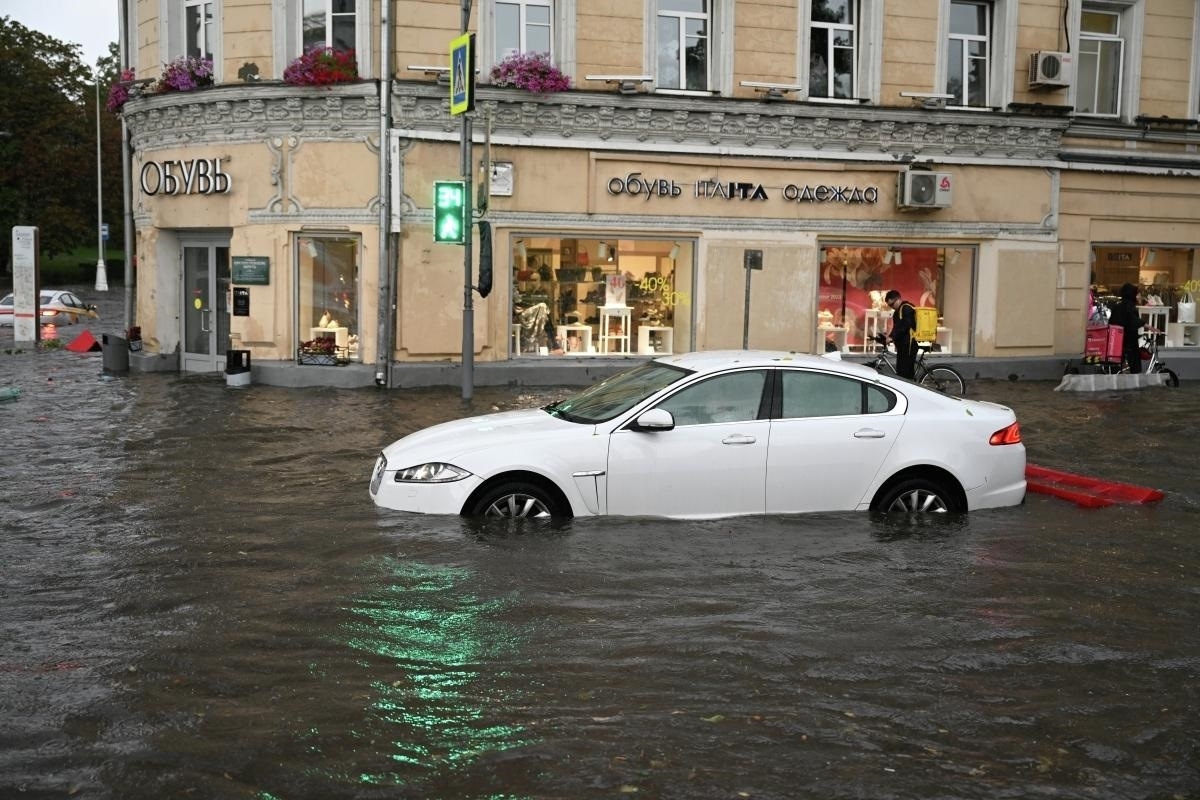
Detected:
left=2, top=287, right=1198, bottom=800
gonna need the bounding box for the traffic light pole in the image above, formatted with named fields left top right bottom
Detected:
left=460, top=0, right=474, bottom=401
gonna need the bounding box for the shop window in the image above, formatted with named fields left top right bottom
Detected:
left=163, top=0, right=222, bottom=69
left=297, top=235, right=360, bottom=361
left=1090, top=245, right=1198, bottom=312
left=817, top=244, right=973, bottom=355
left=511, top=237, right=693, bottom=358
left=945, top=0, right=990, bottom=108
left=277, top=0, right=372, bottom=79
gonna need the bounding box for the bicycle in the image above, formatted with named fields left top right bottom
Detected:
left=1066, top=329, right=1179, bottom=386
left=865, top=334, right=967, bottom=397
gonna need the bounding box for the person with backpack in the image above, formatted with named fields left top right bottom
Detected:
left=1107, top=282, right=1144, bottom=374
left=885, top=289, right=919, bottom=379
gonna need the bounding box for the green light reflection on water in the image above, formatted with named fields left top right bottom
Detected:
left=336, top=557, right=538, bottom=789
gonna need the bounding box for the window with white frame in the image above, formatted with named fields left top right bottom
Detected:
left=302, top=0, right=356, bottom=52
left=809, top=0, right=857, bottom=99
left=656, top=0, right=710, bottom=91
left=1077, top=6, right=1124, bottom=116
left=946, top=0, right=989, bottom=107
left=274, top=0, right=371, bottom=78
left=496, top=0, right=553, bottom=59
left=185, top=0, right=215, bottom=60
left=162, top=0, right=221, bottom=71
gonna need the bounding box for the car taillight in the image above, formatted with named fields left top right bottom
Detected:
left=989, top=422, right=1022, bottom=446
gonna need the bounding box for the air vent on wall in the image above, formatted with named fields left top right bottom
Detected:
left=1029, top=51, right=1073, bottom=89
left=897, top=169, right=953, bottom=210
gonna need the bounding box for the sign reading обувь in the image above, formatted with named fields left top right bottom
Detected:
left=140, top=158, right=232, bottom=196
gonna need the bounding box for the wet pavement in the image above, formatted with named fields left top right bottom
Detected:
left=2, top=287, right=1198, bottom=799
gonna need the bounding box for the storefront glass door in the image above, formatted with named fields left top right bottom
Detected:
left=181, top=241, right=231, bottom=372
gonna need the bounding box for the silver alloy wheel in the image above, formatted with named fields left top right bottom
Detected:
left=484, top=493, right=552, bottom=518
left=887, top=488, right=950, bottom=513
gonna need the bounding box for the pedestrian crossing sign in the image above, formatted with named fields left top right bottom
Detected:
left=450, top=33, right=475, bottom=116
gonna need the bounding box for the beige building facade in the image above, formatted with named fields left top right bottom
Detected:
left=120, top=0, right=1200, bottom=383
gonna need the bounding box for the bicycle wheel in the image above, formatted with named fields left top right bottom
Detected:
left=920, top=365, right=966, bottom=397
left=1159, top=367, right=1180, bottom=388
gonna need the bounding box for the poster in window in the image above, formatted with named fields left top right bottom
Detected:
left=605, top=274, right=627, bottom=306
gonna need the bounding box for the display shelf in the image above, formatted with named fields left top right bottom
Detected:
left=637, top=325, right=673, bottom=355
left=1166, top=321, right=1200, bottom=347
left=599, top=306, right=631, bottom=354
left=817, top=325, right=848, bottom=352
left=557, top=324, right=594, bottom=353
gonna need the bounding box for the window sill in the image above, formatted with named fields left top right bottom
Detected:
left=804, top=97, right=871, bottom=105
left=654, top=88, right=721, bottom=97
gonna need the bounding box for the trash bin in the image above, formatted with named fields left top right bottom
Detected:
left=102, top=334, right=129, bottom=373
left=225, top=349, right=251, bottom=387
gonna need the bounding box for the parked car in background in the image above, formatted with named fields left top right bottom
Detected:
left=0, top=290, right=99, bottom=326
left=370, top=351, right=1026, bottom=519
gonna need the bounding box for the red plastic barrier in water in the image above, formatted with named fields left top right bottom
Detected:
left=65, top=330, right=101, bottom=352
left=1025, top=464, right=1165, bottom=507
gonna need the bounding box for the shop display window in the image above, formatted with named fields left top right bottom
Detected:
left=297, top=235, right=360, bottom=360
left=511, top=237, right=693, bottom=357
left=817, top=244, right=973, bottom=354
left=1091, top=245, right=1198, bottom=310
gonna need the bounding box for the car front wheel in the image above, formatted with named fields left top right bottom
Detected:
left=469, top=481, right=562, bottom=518
left=875, top=478, right=961, bottom=513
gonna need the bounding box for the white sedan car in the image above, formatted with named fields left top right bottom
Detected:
left=0, top=290, right=99, bottom=326
left=370, top=351, right=1026, bottom=519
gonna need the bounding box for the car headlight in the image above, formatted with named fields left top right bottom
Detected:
left=393, top=462, right=471, bottom=483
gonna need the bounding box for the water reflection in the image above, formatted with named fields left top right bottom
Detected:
left=341, top=558, right=534, bottom=786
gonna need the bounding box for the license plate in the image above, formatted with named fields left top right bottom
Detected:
left=370, top=453, right=386, bottom=495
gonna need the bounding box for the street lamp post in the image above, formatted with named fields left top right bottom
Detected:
left=94, top=72, right=108, bottom=291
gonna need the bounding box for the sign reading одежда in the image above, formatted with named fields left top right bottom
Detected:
left=232, top=256, right=270, bottom=285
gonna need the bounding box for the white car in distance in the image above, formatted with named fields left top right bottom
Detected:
left=370, top=351, right=1026, bottom=519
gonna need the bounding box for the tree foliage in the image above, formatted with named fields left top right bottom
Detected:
left=0, top=17, right=123, bottom=271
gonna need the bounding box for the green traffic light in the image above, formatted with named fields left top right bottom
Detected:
left=433, top=180, right=466, bottom=244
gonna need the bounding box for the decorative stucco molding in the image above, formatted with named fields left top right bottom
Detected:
left=124, top=81, right=1070, bottom=167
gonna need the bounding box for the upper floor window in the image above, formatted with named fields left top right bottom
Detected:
left=946, top=0, right=990, bottom=107
left=302, top=0, right=356, bottom=52
left=1077, top=7, right=1124, bottom=116
left=496, top=0, right=553, bottom=59
left=276, top=0, right=371, bottom=79
left=656, top=0, right=709, bottom=91
left=809, top=0, right=857, bottom=99
left=185, top=0, right=215, bottom=60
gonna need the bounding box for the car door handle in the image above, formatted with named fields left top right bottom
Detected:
left=853, top=428, right=887, bottom=439
left=722, top=434, right=757, bottom=445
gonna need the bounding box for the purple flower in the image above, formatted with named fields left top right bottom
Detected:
left=156, top=56, right=214, bottom=94
left=490, top=52, right=570, bottom=94
left=284, top=47, right=358, bottom=86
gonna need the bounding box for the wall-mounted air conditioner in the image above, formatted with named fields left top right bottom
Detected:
left=1029, top=51, right=1073, bottom=89
left=897, top=169, right=953, bottom=210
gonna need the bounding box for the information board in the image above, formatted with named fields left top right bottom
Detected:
left=232, top=256, right=270, bottom=285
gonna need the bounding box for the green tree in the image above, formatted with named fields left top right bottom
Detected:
left=0, top=17, right=121, bottom=273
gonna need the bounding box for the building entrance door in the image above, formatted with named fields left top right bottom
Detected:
left=181, top=241, right=231, bottom=373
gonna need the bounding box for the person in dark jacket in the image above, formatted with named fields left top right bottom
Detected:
left=885, top=289, right=919, bottom=379
left=1107, top=282, right=1143, bottom=373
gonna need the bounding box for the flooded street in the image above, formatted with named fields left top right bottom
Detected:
left=2, top=288, right=1198, bottom=799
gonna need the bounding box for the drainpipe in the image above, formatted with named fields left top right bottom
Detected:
left=375, top=0, right=393, bottom=387
left=120, top=0, right=135, bottom=332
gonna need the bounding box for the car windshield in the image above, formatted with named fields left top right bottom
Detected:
left=544, top=361, right=692, bottom=424
left=1, top=294, right=11, bottom=306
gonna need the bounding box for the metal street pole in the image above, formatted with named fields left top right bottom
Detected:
left=460, top=0, right=474, bottom=400
left=94, top=72, right=108, bottom=292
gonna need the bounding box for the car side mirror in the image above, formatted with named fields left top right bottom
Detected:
left=633, top=408, right=675, bottom=432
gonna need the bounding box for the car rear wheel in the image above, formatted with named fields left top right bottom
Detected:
left=876, top=479, right=960, bottom=513
left=470, top=481, right=561, bottom=518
